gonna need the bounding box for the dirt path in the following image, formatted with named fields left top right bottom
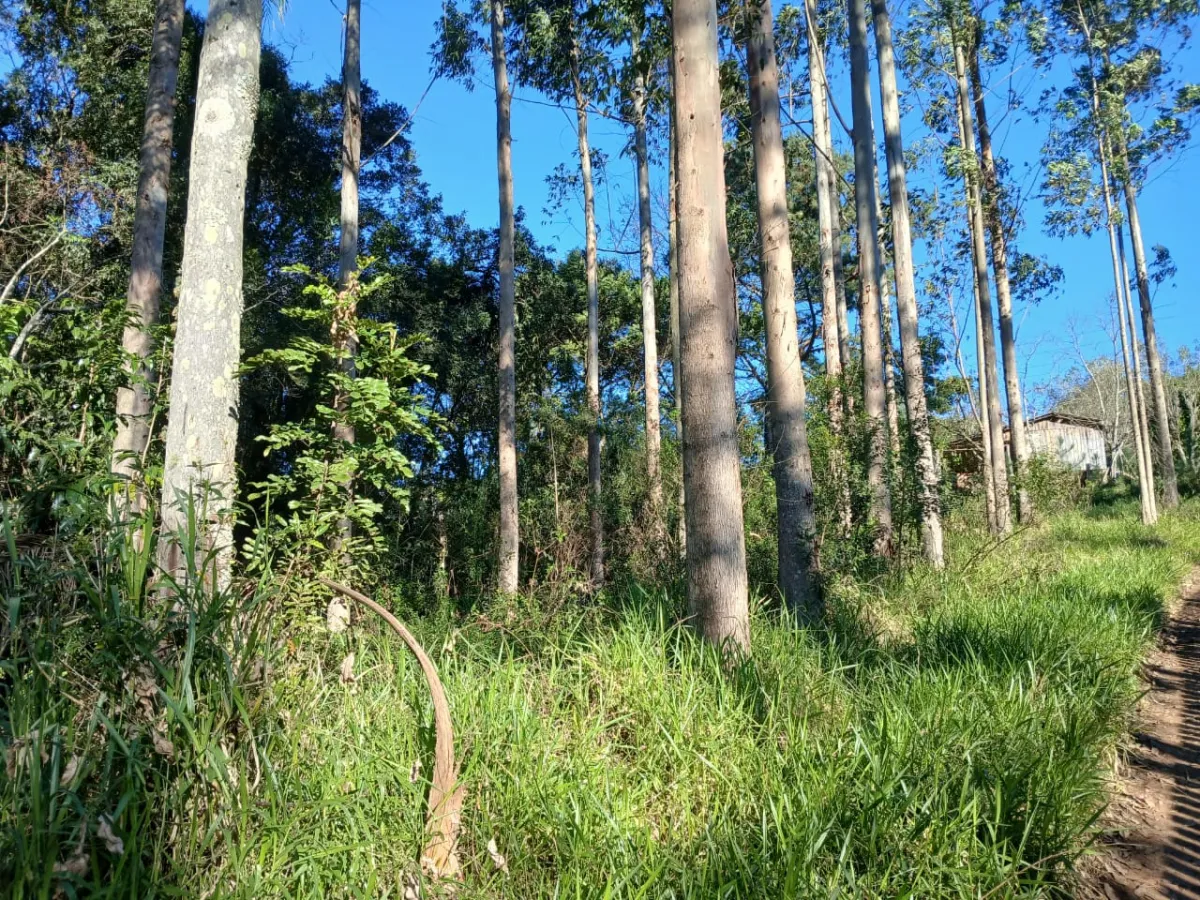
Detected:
left=1082, top=569, right=1200, bottom=900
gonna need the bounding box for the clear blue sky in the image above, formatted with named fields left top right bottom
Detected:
left=264, top=0, right=1200, bottom=408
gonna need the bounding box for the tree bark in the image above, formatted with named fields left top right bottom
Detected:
left=805, top=0, right=853, bottom=537
left=746, top=0, right=818, bottom=619
left=952, top=35, right=1010, bottom=535
left=1114, top=132, right=1179, bottom=507
left=331, top=0, right=362, bottom=555
left=871, top=0, right=944, bottom=566
left=492, top=0, right=519, bottom=595
left=111, top=0, right=185, bottom=520
left=631, top=31, right=665, bottom=554
left=1118, top=229, right=1157, bottom=513
left=967, top=27, right=1031, bottom=524
left=673, top=0, right=750, bottom=652
left=848, top=0, right=893, bottom=555
left=668, top=88, right=687, bottom=559
left=972, top=270, right=998, bottom=527
left=157, top=0, right=263, bottom=584
left=879, top=268, right=902, bottom=464
left=1097, top=123, right=1155, bottom=523
left=570, top=40, right=604, bottom=588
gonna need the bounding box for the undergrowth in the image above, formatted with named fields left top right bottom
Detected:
left=3, top=503, right=1198, bottom=898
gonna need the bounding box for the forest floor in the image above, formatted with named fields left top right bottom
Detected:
left=1082, top=567, right=1200, bottom=900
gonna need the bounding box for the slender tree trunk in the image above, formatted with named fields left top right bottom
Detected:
left=668, top=96, right=687, bottom=559
left=967, top=27, right=1031, bottom=524
left=1098, top=134, right=1155, bottom=523
left=848, top=0, right=893, bottom=555
left=631, top=32, right=665, bottom=553
left=804, top=0, right=854, bottom=411
left=832, top=200, right=853, bottom=404
left=952, top=35, right=1010, bottom=535
left=1118, top=229, right=1157, bottom=514
left=878, top=270, right=902, bottom=463
left=337, top=0, right=361, bottom=291
left=571, top=42, right=604, bottom=588
left=1114, top=132, right=1179, bottom=507
left=871, top=0, right=944, bottom=565
left=746, top=0, right=818, bottom=619
left=157, top=0, right=263, bottom=583
left=111, top=0, right=185, bottom=520
left=673, top=0, right=750, bottom=652
left=492, top=0, right=519, bottom=594
left=972, top=271, right=998, bottom=527
left=330, top=0, right=362, bottom=555
left=806, top=0, right=853, bottom=536
left=667, top=102, right=686, bottom=561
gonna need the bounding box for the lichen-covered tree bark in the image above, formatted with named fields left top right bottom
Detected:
left=968, top=29, right=1031, bottom=524
left=673, top=0, right=750, bottom=652
left=631, top=32, right=665, bottom=553
left=952, top=36, right=1010, bottom=535
left=492, top=0, right=519, bottom=594
left=570, top=41, right=604, bottom=588
left=110, top=0, right=185, bottom=519
left=871, top=0, right=944, bottom=566
left=157, top=0, right=262, bottom=582
left=848, top=0, right=893, bottom=555
left=746, top=0, right=818, bottom=619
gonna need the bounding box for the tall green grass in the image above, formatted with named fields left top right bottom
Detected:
left=3, top=505, right=1198, bottom=897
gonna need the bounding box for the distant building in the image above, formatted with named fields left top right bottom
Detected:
left=943, top=412, right=1108, bottom=479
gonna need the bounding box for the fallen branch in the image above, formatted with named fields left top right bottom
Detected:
left=317, top=577, right=464, bottom=881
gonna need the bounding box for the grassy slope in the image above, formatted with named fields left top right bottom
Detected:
left=4, top=504, right=1199, bottom=898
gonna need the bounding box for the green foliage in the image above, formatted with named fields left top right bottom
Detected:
left=7, top=505, right=1198, bottom=896
left=242, top=264, right=436, bottom=581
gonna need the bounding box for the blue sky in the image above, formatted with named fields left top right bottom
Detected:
left=265, top=0, right=1200, bottom=409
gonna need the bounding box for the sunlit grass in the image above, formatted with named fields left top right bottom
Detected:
left=3, top=503, right=1198, bottom=897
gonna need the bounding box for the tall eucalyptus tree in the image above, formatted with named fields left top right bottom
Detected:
left=158, top=0, right=263, bottom=582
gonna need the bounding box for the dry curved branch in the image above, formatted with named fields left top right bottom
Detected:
left=317, top=576, right=463, bottom=881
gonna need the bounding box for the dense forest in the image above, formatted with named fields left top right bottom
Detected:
left=2, top=0, right=1200, bottom=895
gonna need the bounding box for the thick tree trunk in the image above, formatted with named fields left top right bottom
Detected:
left=330, top=0, right=362, bottom=555
left=848, top=0, right=893, bottom=555
left=805, top=0, right=852, bottom=537
left=967, top=29, right=1031, bottom=524
left=571, top=43, right=604, bottom=588
left=631, top=34, right=665, bottom=553
left=111, top=0, right=185, bottom=519
left=1115, top=137, right=1179, bottom=507
left=871, top=0, right=944, bottom=566
left=492, top=0, right=519, bottom=595
left=952, top=36, right=1010, bottom=535
left=746, top=0, right=818, bottom=619
left=668, top=97, right=687, bottom=559
left=157, top=0, right=263, bottom=583
left=673, top=0, right=750, bottom=652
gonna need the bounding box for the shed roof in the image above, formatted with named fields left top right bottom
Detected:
left=1025, top=412, right=1104, bottom=429
left=943, top=412, right=1103, bottom=451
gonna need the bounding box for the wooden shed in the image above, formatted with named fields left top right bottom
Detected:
left=943, top=412, right=1108, bottom=478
